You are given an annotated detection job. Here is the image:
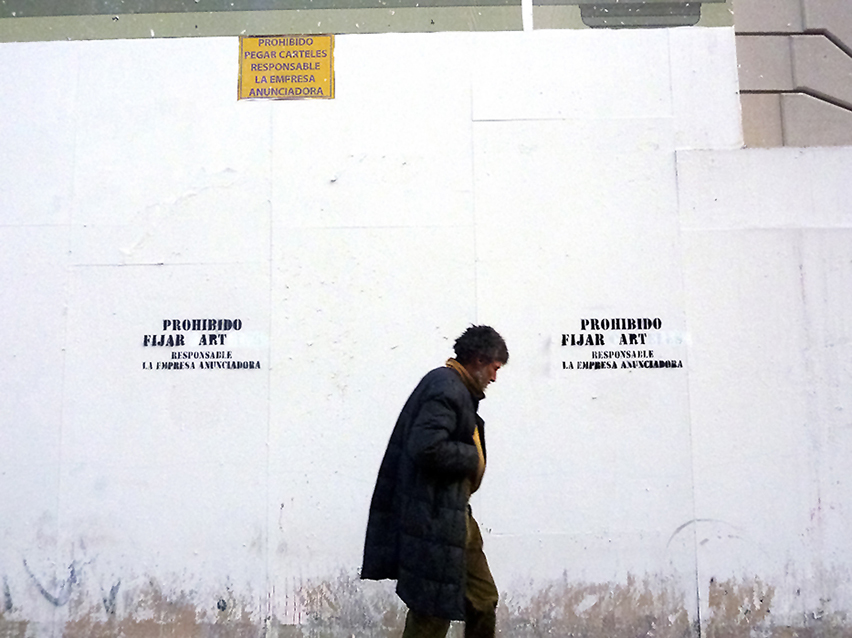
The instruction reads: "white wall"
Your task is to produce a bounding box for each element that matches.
[679,147,852,624]
[1,25,849,636]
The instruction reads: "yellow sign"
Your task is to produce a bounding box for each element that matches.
[239,35,334,100]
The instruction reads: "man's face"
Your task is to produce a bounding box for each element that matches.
[470,358,503,393]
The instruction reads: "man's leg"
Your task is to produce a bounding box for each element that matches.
[464,597,495,638]
[401,609,451,638]
[464,516,498,638]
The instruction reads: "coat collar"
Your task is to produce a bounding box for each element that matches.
[445,358,485,402]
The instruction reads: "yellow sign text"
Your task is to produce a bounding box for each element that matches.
[239,35,334,100]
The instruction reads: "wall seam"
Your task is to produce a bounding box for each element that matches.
[264,97,275,632]
[672,150,703,638]
[670,24,702,626]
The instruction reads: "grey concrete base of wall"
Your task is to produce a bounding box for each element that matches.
[742,92,852,147]
[734,0,852,147]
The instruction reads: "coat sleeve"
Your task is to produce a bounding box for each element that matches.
[406,388,480,480]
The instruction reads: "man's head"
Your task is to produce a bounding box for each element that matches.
[454,325,508,392]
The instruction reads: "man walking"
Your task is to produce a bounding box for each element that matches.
[361,325,509,638]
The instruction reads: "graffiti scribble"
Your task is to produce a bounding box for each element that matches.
[22,559,79,607]
[102,580,121,615]
[2,576,12,612]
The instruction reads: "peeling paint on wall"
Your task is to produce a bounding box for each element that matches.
[0,614,29,638]
[4,570,852,637]
[496,573,693,638]
[287,572,852,637]
[61,579,259,638]
[703,576,852,638]
[296,571,407,637]
[705,576,774,638]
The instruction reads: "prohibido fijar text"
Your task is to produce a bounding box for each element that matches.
[561,316,684,371]
[140,318,261,371]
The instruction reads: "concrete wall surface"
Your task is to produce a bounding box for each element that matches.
[1,27,851,637]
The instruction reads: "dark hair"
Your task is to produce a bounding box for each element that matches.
[453,325,509,366]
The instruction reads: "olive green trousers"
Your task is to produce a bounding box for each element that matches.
[401,515,498,638]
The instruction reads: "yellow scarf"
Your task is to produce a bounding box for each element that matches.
[445,358,481,396]
[446,359,486,492]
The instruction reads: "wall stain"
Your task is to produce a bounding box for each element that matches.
[287,573,852,638]
[272,571,693,638]
[495,573,692,638]
[0,576,28,638]
[2,570,851,637]
[705,576,774,638]
[703,576,852,638]
[0,577,27,638]
[63,579,259,638]
[0,616,29,638]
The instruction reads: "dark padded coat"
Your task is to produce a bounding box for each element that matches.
[361,366,485,621]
